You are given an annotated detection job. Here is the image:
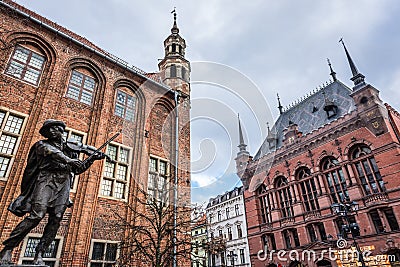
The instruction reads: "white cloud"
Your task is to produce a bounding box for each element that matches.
[191,174,217,188]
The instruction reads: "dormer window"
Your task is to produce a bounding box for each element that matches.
[323,99,338,118]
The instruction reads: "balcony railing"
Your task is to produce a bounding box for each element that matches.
[363,192,388,206]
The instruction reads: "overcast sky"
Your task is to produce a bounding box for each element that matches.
[15,0,400,204]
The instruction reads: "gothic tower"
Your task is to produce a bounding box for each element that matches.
[158,10,190,96]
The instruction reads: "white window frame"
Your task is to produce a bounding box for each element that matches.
[99,142,131,201]
[88,239,120,267]
[18,233,63,267]
[0,107,27,181]
[4,44,46,86]
[147,155,170,204]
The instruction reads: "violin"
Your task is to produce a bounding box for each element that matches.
[66,132,120,163]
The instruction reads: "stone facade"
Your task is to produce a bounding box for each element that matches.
[0,1,191,266]
[236,50,400,266]
[206,187,251,267]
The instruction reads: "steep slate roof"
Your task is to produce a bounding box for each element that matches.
[206,186,244,208]
[254,80,356,160]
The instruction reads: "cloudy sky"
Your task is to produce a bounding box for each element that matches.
[15,0,400,204]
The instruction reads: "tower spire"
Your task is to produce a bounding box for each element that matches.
[339,38,365,89]
[171,7,179,34]
[238,114,248,153]
[327,58,337,81]
[277,93,283,114]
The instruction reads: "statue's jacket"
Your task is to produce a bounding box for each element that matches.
[8,140,81,217]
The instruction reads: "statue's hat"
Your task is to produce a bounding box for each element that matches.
[39,119,66,137]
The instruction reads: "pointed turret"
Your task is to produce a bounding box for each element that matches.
[237,114,249,155]
[327,58,337,82]
[235,114,251,189]
[158,9,190,95]
[339,38,365,90]
[277,93,283,114]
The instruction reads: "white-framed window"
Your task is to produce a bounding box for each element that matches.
[63,128,86,190]
[0,109,26,180]
[235,204,240,216]
[147,156,170,203]
[89,240,119,267]
[5,45,46,86]
[100,143,130,200]
[115,90,136,122]
[19,234,63,267]
[66,70,96,105]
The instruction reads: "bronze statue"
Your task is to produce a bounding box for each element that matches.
[0,119,106,265]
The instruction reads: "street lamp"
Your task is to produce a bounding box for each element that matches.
[331,202,366,267]
[226,251,238,267]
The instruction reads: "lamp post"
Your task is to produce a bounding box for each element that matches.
[226,251,238,267]
[331,202,366,267]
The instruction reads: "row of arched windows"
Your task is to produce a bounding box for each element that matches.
[258,144,385,222]
[4,41,139,122]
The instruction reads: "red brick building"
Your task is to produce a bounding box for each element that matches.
[236,45,400,267]
[0,1,191,266]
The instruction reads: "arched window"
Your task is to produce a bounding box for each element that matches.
[275,176,294,218]
[296,167,319,212]
[258,185,273,224]
[66,68,97,105]
[350,145,385,195]
[114,89,136,122]
[321,156,349,203]
[5,44,46,86]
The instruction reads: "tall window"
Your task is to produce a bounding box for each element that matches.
[218,210,222,221]
[220,252,225,266]
[384,208,399,231]
[321,156,349,203]
[115,90,136,121]
[148,157,169,203]
[369,208,399,233]
[275,176,294,218]
[307,224,317,242]
[235,204,240,216]
[101,144,130,199]
[350,145,385,195]
[306,223,327,242]
[5,45,45,85]
[240,249,245,264]
[282,229,300,249]
[226,207,230,219]
[297,167,319,212]
[258,185,273,224]
[237,225,243,238]
[66,70,96,105]
[227,227,232,240]
[262,234,276,252]
[21,237,60,267]
[63,128,85,189]
[0,110,25,179]
[170,64,177,77]
[90,241,118,267]
[370,210,384,233]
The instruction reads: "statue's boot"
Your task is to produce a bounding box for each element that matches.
[0,248,13,264]
[32,250,45,265]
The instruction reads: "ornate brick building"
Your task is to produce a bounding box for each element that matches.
[236,44,400,267]
[0,1,191,266]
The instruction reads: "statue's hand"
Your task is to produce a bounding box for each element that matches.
[93,152,107,161]
[69,159,84,170]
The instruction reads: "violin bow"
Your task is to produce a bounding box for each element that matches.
[82,131,121,164]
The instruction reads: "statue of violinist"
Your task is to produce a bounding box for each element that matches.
[0,119,111,265]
